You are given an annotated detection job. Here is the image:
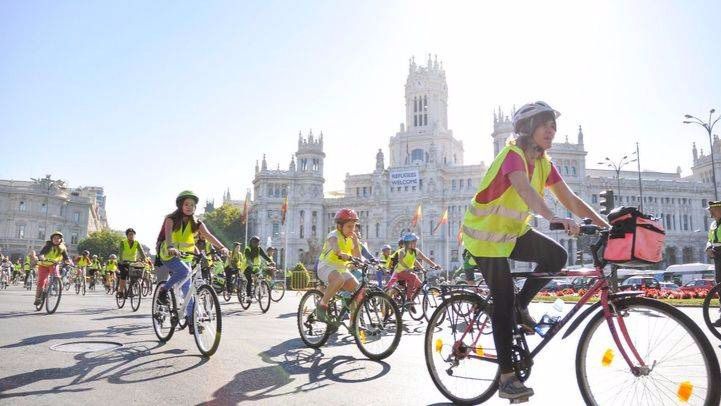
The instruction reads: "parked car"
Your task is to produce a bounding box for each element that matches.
[571,277,595,290]
[658,281,681,293]
[542,279,573,292]
[620,276,660,291]
[679,279,715,293]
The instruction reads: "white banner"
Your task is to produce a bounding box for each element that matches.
[390,169,419,187]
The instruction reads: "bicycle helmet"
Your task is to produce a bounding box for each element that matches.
[109,254,117,259]
[403,233,418,243]
[92,254,98,258]
[83,250,90,256]
[50,231,63,239]
[125,228,136,235]
[249,236,260,243]
[382,245,392,251]
[512,101,561,135]
[175,190,199,208]
[334,208,359,224]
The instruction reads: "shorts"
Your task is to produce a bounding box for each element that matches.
[118,263,129,281]
[317,262,350,284]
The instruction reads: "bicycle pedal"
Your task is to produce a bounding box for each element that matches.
[510,397,529,404]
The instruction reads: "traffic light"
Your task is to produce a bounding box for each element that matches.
[599,189,614,216]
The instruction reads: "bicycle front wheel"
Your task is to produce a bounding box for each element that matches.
[352,291,402,360]
[130,281,141,312]
[576,296,721,406]
[270,281,285,302]
[257,280,271,313]
[424,292,498,405]
[237,277,250,309]
[423,287,444,323]
[193,284,222,357]
[702,283,721,341]
[116,289,126,309]
[46,277,62,314]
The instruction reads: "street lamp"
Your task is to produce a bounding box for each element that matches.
[597,153,637,201]
[684,109,721,200]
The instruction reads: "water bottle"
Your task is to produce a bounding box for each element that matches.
[534,298,565,337]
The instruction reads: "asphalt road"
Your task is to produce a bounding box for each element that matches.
[1,284,720,405]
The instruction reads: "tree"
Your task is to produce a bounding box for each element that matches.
[203,203,245,248]
[77,229,125,260]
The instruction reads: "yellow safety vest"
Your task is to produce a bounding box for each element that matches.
[39,246,65,266]
[396,249,416,273]
[106,259,118,271]
[381,254,392,269]
[159,219,196,261]
[228,250,245,269]
[319,230,354,269]
[709,221,720,245]
[77,256,91,267]
[462,145,551,258]
[120,239,141,262]
[24,256,31,270]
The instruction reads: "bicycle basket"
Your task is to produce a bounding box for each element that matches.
[603,206,665,268]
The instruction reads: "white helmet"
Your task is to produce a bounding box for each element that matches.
[512,101,560,134]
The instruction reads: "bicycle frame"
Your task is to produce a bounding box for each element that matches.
[170,259,204,318]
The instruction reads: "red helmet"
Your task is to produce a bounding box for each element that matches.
[334,208,359,224]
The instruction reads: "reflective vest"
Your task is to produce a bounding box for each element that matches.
[396,249,416,273]
[106,259,118,271]
[39,246,65,266]
[319,230,354,269]
[159,220,197,261]
[709,220,720,246]
[121,239,141,262]
[228,249,245,269]
[77,256,91,267]
[24,256,31,270]
[462,145,551,258]
[90,259,101,269]
[381,253,392,269]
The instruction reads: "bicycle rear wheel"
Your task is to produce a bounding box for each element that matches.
[702,283,721,340]
[193,285,222,357]
[116,289,126,309]
[270,280,285,302]
[46,277,62,314]
[257,280,271,313]
[152,282,177,342]
[130,281,141,312]
[576,296,721,406]
[297,289,330,348]
[352,291,402,360]
[424,292,498,405]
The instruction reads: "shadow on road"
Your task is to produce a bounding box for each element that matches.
[204,337,391,405]
[0,306,116,321]
[0,339,206,399]
[0,323,150,349]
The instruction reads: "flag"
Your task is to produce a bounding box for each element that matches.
[281,196,288,225]
[241,191,250,224]
[432,208,448,234]
[411,204,422,227]
[456,225,463,246]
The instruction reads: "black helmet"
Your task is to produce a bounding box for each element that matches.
[125,228,136,236]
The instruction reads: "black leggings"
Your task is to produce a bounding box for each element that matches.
[225,268,239,290]
[243,267,255,296]
[472,229,567,374]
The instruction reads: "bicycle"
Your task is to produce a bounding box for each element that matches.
[35,266,63,314]
[73,267,86,296]
[386,266,443,322]
[237,270,271,313]
[151,252,222,357]
[265,265,286,302]
[701,279,721,340]
[24,270,35,291]
[222,270,240,303]
[140,268,154,297]
[116,262,144,312]
[425,222,721,405]
[297,257,402,360]
[0,267,9,290]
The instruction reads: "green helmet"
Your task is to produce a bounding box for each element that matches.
[176,190,199,208]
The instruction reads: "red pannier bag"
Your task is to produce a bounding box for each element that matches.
[603,206,665,268]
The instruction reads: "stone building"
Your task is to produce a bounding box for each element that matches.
[0,175,109,259]
[226,55,711,270]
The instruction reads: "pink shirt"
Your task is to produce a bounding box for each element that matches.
[475,151,562,205]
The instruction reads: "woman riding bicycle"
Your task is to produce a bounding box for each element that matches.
[386,233,439,303]
[224,242,246,294]
[35,232,73,306]
[315,208,362,323]
[156,190,228,333]
[243,236,274,303]
[461,101,609,400]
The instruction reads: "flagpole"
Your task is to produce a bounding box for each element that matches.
[244,189,250,246]
[283,186,291,271]
[445,219,450,281]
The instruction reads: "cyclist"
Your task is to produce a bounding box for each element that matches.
[76,250,92,290]
[461,101,608,400]
[386,233,439,304]
[377,244,393,288]
[705,200,721,327]
[315,208,362,323]
[224,242,245,294]
[242,236,274,303]
[265,246,277,280]
[106,254,119,292]
[24,250,37,285]
[117,228,147,298]
[13,259,22,284]
[155,191,228,333]
[88,254,101,289]
[35,231,73,306]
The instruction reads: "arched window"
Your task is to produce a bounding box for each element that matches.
[411,148,425,163]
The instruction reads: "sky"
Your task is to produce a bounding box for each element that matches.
[1,0,720,244]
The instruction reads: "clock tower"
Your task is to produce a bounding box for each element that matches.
[388,55,464,167]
